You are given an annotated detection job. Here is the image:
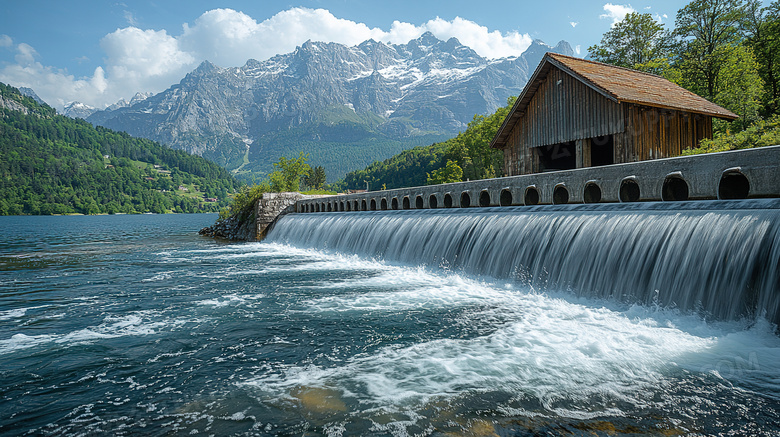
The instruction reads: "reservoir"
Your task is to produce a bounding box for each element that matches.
[1,208,779,435]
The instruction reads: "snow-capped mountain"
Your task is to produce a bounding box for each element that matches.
[88,33,573,180]
[63,101,98,119]
[65,92,152,120]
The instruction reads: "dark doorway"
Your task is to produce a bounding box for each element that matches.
[538,141,576,171]
[590,135,614,167]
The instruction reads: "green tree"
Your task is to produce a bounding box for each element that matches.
[714,45,764,130]
[305,165,327,190]
[674,0,748,100]
[449,96,517,181]
[588,12,670,70]
[745,0,780,114]
[427,160,463,185]
[268,152,311,192]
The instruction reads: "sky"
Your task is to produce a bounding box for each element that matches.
[0,0,742,111]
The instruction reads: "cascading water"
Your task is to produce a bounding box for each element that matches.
[268,199,780,325]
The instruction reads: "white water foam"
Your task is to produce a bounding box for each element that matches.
[0,312,174,355]
[0,307,29,320]
[301,266,513,313]
[241,246,780,415]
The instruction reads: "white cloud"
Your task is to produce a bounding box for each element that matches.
[101,27,196,87]
[15,43,38,65]
[600,3,636,26]
[0,34,12,48]
[570,22,579,28]
[0,55,111,110]
[0,7,534,110]
[414,16,532,59]
[124,10,138,26]
[575,45,581,55]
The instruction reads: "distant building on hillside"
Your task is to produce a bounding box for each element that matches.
[490,53,738,176]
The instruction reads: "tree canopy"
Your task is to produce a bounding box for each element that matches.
[588,12,670,70]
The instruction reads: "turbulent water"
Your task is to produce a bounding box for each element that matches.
[1,210,780,436]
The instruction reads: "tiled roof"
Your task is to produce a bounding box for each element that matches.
[491,53,737,148]
[547,53,738,119]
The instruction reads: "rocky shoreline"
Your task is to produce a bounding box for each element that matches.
[198,214,257,241]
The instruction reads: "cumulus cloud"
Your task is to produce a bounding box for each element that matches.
[600,3,636,26]
[570,22,579,28]
[101,27,196,92]
[420,16,532,59]
[0,7,534,110]
[0,47,113,109]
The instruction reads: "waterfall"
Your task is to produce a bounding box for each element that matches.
[267,199,780,324]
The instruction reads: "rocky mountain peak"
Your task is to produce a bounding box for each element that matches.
[415,31,440,47]
[552,40,574,55]
[19,87,46,106]
[193,60,220,75]
[63,101,98,119]
[86,34,574,181]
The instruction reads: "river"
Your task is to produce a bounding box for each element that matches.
[1,210,779,436]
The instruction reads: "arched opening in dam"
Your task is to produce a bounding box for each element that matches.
[460,192,471,208]
[663,175,689,201]
[500,189,513,206]
[524,186,540,205]
[479,190,491,207]
[620,178,641,202]
[719,170,750,200]
[553,184,569,204]
[583,182,602,204]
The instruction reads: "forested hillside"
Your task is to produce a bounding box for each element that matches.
[339,97,516,190]
[0,83,240,215]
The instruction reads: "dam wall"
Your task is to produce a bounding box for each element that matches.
[296,146,780,213]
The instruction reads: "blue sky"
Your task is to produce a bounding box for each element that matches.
[0,0,750,110]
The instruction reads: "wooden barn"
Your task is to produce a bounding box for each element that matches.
[490,53,738,176]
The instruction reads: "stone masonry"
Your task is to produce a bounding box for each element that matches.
[256,192,331,240]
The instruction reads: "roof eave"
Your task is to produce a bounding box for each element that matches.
[619,98,739,120]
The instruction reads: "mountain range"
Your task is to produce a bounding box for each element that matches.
[68,33,573,181]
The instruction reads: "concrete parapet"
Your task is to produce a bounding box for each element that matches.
[297,146,780,213]
[256,192,332,239]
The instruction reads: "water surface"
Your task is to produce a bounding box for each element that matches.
[1,213,779,436]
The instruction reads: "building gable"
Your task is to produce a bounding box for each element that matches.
[513,65,624,150]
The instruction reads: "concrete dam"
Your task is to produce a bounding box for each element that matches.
[262,146,780,325]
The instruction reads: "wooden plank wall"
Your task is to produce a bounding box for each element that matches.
[512,68,624,150]
[618,104,713,163]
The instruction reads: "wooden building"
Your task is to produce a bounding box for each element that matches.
[490,53,738,176]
